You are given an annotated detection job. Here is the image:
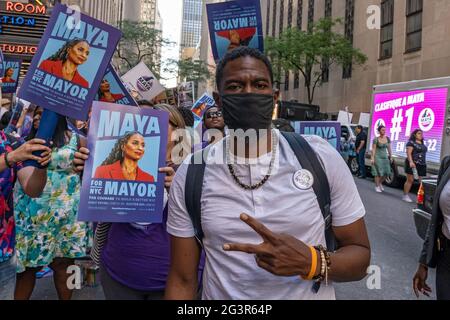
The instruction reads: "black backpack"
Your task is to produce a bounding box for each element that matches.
[184,131,336,252]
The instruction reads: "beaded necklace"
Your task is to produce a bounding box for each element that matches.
[225,131,278,190]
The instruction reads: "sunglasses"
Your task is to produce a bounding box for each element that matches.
[206,111,223,119]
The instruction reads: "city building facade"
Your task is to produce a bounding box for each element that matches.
[260,0,450,120]
[180,0,203,60]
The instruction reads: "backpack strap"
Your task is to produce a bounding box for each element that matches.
[281,131,336,251]
[185,146,211,247]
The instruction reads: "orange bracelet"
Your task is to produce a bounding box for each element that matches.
[301,246,318,280]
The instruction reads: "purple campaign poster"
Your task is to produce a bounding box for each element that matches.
[78,102,169,223]
[18,4,121,120]
[1,58,22,94]
[207,0,264,62]
[370,88,448,164]
[294,121,341,151]
[95,64,137,106]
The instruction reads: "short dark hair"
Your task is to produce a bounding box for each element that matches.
[215,47,273,90]
[356,125,363,131]
[377,125,385,133]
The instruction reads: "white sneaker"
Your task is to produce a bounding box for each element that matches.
[375,186,382,193]
[402,195,413,203]
[380,185,385,191]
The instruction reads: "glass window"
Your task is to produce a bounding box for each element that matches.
[380,0,394,59]
[405,0,423,52]
[296,0,303,30]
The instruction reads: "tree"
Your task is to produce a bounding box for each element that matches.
[164,58,212,98]
[114,20,173,77]
[265,18,368,105]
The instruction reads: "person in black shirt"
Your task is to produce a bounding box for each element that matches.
[403,129,428,202]
[355,125,367,179]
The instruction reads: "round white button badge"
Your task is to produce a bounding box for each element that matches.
[293,169,314,190]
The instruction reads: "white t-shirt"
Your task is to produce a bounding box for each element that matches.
[167,130,366,300]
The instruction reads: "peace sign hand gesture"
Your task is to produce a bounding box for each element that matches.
[223,213,320,278]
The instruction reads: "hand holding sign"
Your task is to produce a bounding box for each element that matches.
[223,213,318,277]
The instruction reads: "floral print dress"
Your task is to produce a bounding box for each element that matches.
[14,133,92,273]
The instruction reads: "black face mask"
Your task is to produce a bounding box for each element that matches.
[221,93,274,131]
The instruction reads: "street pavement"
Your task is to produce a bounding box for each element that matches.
[31,177,436,300]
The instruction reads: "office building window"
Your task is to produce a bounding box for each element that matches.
[343,0,355,79]
[288,0,293,27]
[266,0,271,35]
[380,0,394,60]
[406,0,423,52]
[294,71,300,89]
[284,70,290,91]
[279,0,285,35]
[307,0,314,31]
[325,0,332,18]
[272,0,278,36]
[296,0,303,29]
[322,0,332,82]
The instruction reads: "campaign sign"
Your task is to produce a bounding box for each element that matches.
[191,93,215,119]
[18,4,122,120]
[121,62,165,102]
[78,102,169,223]
[0,49,4,78]
[178,81,194,109]
[294,121,341,151]
[1,58,21,94]
[95,64,137,106]
[370,88,448,164]
[206,0,264,61]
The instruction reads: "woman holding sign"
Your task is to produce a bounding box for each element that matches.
[371,125,393,193]
[14,117,92,300]
[74,104,204,300]
[38,39,90,88]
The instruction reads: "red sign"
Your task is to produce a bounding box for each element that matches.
[5,1,46,15]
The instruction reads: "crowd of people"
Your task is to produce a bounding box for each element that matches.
[0,47,448,301]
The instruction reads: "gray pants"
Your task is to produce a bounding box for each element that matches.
[100,265,164,300]
[436,247,450,300]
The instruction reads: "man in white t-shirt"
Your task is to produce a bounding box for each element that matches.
[165,47,371,300]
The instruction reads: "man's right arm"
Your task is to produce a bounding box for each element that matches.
[165,236,201,299]
[165,156,202,300]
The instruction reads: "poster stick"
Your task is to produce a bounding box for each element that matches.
[23,109,59,168]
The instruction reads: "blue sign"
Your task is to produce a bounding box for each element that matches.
[293,121,341,151]
[78,102,169,223]
[206,0,264,62]
[1,57,22,94]
[18,4,122,120]
[0,49,4,78]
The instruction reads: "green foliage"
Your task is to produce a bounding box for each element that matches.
[115,20,172,78]
[265,18,368,104]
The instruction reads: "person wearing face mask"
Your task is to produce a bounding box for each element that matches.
[165,47,370,300]
[72,104,204,300]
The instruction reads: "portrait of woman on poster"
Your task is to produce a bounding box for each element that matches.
[94,131,155,182]
[1,68,16,83]
[97,79,126,103]
[38,38,90,88]
[217,27,256,52]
